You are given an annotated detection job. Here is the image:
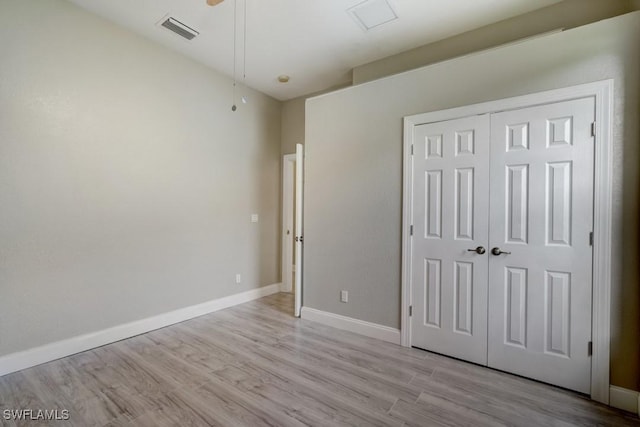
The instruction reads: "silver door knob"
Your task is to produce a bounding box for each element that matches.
[467,246,486,254]
[491,247,511,256]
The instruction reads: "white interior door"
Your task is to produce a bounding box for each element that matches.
[294,143,304,317]
[487,97,595,393]
[282,154,296,293]
[411,115,490,365]
[409,97,595,393]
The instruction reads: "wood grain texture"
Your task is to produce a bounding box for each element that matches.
[0,293,637,426]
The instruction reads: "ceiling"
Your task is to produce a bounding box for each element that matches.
[66,0,561,101]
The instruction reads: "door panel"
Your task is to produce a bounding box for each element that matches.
[411,115,490,365]
[487,98,594,393]
[505,267,527,348]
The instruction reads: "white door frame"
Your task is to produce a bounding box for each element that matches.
[401,80,613,404]
[294,143,304,317]
[281,154,296,293]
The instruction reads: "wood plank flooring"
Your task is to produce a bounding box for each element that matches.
[0,292,638,426]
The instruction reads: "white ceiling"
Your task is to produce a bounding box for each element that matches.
[66,0,561,101]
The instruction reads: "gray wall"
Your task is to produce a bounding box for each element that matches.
[281,97,306,156]
[0,0,281,356]
[304,13,640,391]
[353,0,639,84]
[280,82,352,156]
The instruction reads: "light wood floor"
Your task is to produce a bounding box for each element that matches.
[0,293,638,426]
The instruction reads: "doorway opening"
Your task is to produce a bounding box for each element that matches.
[282,144,304,317]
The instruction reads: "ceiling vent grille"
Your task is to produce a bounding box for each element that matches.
[160,17,199,40]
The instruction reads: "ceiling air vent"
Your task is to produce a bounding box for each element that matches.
[160,17,199,40]
[348,0,398,31]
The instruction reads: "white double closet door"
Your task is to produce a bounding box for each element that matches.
[410,97,595,394]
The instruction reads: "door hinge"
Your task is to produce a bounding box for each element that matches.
[411,144,414,155]
[409,305,413,316]
[410,225,414,236]
[591,122,596,138]
[589,231,594,246]
[588,341,593,356]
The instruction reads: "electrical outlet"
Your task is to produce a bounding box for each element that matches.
[235,274,241,284]
[340,290,348,303]
[251,214,259,223]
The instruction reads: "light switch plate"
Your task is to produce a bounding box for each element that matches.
[251,214,259,223]
[340,290,348,303]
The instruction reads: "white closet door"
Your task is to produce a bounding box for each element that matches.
[487,98,595,393]
[411,115,490,365]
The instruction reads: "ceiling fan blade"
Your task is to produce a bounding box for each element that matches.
[206,0,224,6]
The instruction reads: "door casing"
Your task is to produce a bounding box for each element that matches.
[401,80,613,404]
[294,143,304,317]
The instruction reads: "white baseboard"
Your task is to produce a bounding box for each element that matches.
[610,385,640,415]
[279,282,292,293]
[300,307,401,345]
[0,283,281,377]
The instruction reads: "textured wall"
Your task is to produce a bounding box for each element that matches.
[0,0,281,356]
[281,97,306,156]
[353,0,636,85]
[305,13,640,390]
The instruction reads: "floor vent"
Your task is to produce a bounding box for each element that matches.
[160,17,199,40]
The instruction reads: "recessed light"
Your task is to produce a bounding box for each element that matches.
[348,0,398,31]
[278,75,290,83]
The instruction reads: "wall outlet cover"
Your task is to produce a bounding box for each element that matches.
[340,290,348,303]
